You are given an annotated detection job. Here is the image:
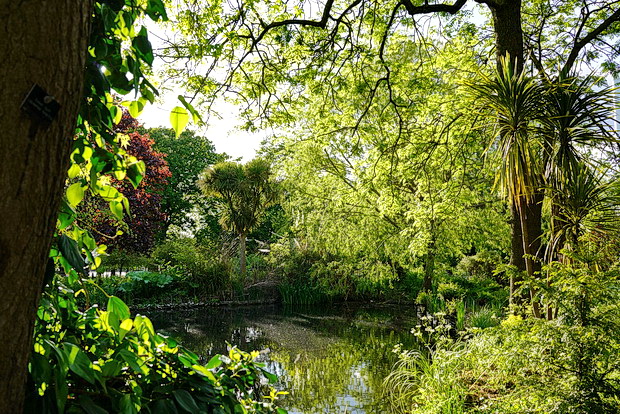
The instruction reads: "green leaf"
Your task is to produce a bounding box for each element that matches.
[170,106,189,138]
[132,26,154,65]
[68,163,81,179]
[128,99,145,118]
[119,318,133,341]
[63,343,96,384]
[127,161,146,188]
[101,360,122,377]
[110,104,123,125]
[78,395,109,414]
[178,95,202,123]
[261,368,278,384]
[205,355,222,369]
[110,200,124,220]
[67,182,86,207]
[146,0,168,21]
[151,399,178,414]
[55,369,68,414]
[58,234,86,275]
[107,296,130,320]
[119,394,137,414]
[172,389,199,413]
[98,185,121,201]
[134,315,155,339]
[58,199,76,230]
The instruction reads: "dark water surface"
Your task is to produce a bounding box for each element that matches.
[149,303,419,413]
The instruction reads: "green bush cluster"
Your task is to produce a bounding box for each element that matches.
[27,277,287,413]
[88,239,234,305]
[267,243,399,303]
[385,258,620,413]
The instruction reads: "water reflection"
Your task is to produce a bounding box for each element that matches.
[149,303,419,413]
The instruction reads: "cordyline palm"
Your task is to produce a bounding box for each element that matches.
[471,56,618,317]
[547,162,620,258]
[469,56,545,315]
[198,158,278,279]
[540,75,618,261]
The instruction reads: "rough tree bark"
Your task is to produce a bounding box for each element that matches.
[0,1,93,410]
[487,0,544,311]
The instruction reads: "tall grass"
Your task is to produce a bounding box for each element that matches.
[384,345,468,414]
[278,283,329,305]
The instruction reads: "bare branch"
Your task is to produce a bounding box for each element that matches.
[400,0,468,16]
[562,4,620,75]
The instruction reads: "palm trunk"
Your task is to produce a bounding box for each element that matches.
[517,193,544,318]
[509,201,526,310]
[239,232,247,280]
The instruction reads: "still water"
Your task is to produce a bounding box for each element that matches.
[149,303,419,413]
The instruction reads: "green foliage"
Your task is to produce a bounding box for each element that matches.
[27,278,287,413]
[467,305,501,330]
[97,250,154,274]
[199,159,279,237]
[148,127,225,238]
[386,257,620,413]
[152,238,232,294]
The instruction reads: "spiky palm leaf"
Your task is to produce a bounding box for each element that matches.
[540,74,617,190]
[469,55,545,206]
[547,162,620,257]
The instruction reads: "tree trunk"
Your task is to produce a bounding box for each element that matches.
[239,232,247,279]
[0,1,92,410]
[517,194,543,318]
[488,0,546,312]
[423,231,436,292]
[509,201,526,309]
[489,0,524,72]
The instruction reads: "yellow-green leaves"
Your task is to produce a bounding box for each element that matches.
[170,106,189,138]
[108,295,131,321]
[66,183,86,207]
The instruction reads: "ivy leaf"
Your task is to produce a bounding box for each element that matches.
[58,234,86,275]
[170,106,189,138]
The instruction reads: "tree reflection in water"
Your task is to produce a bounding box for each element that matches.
[149,303,419,413]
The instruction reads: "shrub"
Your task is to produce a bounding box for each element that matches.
[455,250,503,280]
[152,238,232,294]
[385,258,620,413]
[27,278,287,413]
[97,250,153,274]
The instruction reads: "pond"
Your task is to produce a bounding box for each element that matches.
[149,303,420,413]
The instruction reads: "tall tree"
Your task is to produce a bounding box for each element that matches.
[198,159,278,278]
[0,2,93,409]
[0,1,166,408]
[162,0,620,305]
[149,127,225,238]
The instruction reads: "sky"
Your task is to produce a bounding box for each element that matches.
[139,92,265,162]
